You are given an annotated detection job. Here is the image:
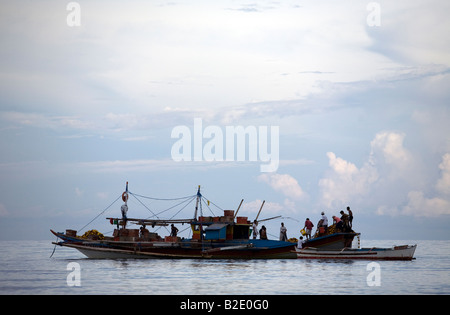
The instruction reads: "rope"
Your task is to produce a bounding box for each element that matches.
[146,195,196,219]
[201,198,217,217]
[129,192,196,201]
[201,195,223,211]
[49,236,58,258]
[78,194,122,233]
[129,192,160,219]
[152,196,196,234]
[167,195,197,220]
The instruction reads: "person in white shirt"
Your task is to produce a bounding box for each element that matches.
[297,236,305,249]
[279,222,288,241]
[252,220,259,239]
[121,203,128,228]
[321,211,328,232]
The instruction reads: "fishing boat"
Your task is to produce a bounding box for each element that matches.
[301,231,359,250]
[51,183,299,259]
[295,244,417,260]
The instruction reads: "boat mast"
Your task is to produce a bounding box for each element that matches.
[194,185,201,220]
[125,181,128,206]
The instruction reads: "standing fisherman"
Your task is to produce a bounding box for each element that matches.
[303,218,314,240]
[121,182,129,229]
[252,220,259,239]
[279,222,288,241]
[347,206,353,228]
[120,203,128,228]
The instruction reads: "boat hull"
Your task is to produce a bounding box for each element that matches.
[51,230,297,259]
[295,245,417,260]
[303,232,358,250]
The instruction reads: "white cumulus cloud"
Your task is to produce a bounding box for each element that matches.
[258,173,307,200]
[320,131,450,217]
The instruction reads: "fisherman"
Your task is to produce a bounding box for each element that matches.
[260,225,268,240]
[347,206,353,228]
[140,224,149,238]
[252,220,259,239]
[297,236,305,249]
[120,203,128,228]
[340,210,350,232]
[321,211,328,232]
[279,222,288,241]
[332,216,343,232]
[303,218,314,240]
[170,224,179,237]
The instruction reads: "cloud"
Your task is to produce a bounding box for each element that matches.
[242,198,296,217]
[96,192,110,200]
[75,187,84,197]
[436,153,450,195]
[401,191,450,217]
[370,132,411,168]
[318,151,378,208]
[366,0,450,65]
[319,131,450,217]
[0,111,94,131]
[258,173,307,200]
[0,204,8,217]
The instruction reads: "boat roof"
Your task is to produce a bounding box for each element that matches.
[205,223,228,230]
[106,217,193,227]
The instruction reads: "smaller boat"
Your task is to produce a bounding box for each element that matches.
[295,244,417,260]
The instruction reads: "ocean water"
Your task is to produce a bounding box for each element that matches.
[0,239,449,295]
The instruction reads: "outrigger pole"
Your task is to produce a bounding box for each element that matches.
[255,200,265,222]
[257,215,281,223]
[233,199,244,219]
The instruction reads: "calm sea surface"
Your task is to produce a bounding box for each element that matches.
[0,239,449,295]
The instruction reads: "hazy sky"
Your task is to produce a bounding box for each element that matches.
[1,0,449,241]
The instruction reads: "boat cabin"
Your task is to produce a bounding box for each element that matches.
[191,210,251,241]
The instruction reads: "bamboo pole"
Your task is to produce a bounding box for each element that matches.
[255,200,265,221]
[233,199,244,219]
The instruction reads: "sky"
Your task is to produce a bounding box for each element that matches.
[0,0,450,241]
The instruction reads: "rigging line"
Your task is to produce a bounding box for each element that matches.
[282,216,301,223]
[78,194,122,233]
[168,195,197,220]
[201,198,217,217]
[201,195,224,211]
[130,192,160,219]
[49,236,58,258]
[178,225,191,234]
[152,196,196,234]
[145,195,196,219]
[129,192,196,201]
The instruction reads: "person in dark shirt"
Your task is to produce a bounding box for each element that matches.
[340,210,350,232]
[347,206,353,228]
[304,218,314,240]
[170,224,179,237]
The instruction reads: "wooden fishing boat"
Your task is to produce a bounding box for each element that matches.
[295,244,417,260]
[301,231,359,250]
[51,184,298,259]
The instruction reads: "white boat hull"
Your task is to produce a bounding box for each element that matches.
[295,244,416,260]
